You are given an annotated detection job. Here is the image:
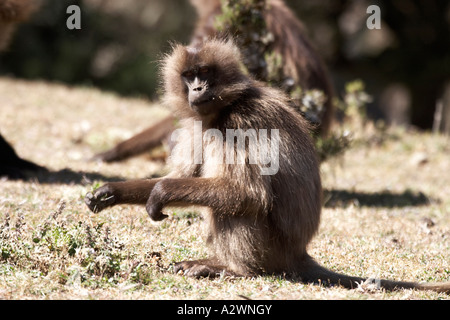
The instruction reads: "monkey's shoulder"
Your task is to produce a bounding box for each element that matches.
[228,86,311,133]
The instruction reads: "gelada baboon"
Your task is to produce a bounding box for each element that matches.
[93,0,334,163]
[0,0,45,179]
[85,39,450,293]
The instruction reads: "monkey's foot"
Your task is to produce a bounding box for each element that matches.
[173,259,236,278]
[85,186,116,213]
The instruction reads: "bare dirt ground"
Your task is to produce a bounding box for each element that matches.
[0,77,449,299]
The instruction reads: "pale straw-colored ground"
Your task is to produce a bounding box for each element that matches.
[0,77,449,299]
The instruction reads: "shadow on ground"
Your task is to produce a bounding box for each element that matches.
[324,189,433,208]
[9,167,126,185]
[3,167,434,208]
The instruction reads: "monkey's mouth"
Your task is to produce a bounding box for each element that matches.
[190,97,218,115]
[190,97,210,107]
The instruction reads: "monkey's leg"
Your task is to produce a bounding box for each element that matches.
[93,115,176,162]
[85,179,162,214]
[145,177,242,221]
[173,259,239,278]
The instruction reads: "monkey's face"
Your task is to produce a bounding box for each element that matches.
[162,39,251,117]
[182,64,226,116]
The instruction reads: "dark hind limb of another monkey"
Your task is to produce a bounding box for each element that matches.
[92,115,176,162]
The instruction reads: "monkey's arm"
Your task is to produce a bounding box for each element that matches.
[85,178,162,213]
[92,115,176,162]
[146,177,254,221]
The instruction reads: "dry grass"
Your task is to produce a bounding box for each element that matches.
[0,77,449,300]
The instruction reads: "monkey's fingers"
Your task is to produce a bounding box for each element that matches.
[84,189,116,213]
[173,261,212,278]
[173,260,233,278]
[145,202,168,221]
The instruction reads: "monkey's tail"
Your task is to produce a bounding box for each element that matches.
[298,255,450,294]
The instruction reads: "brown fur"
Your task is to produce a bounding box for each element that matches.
[93,0,334,162]
[85,39,450,294]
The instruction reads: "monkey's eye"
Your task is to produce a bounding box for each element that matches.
[199,66,210,74]
[182,71,194,78]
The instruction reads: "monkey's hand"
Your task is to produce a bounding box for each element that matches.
[146,182,169,221]
[85,185,116,213]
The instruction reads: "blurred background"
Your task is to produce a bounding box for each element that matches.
[0,0,449,132]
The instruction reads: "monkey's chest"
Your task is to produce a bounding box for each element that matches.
[201,139,258,178]
[200,140,230,177]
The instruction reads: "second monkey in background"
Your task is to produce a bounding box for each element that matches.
[93,0,334,163]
